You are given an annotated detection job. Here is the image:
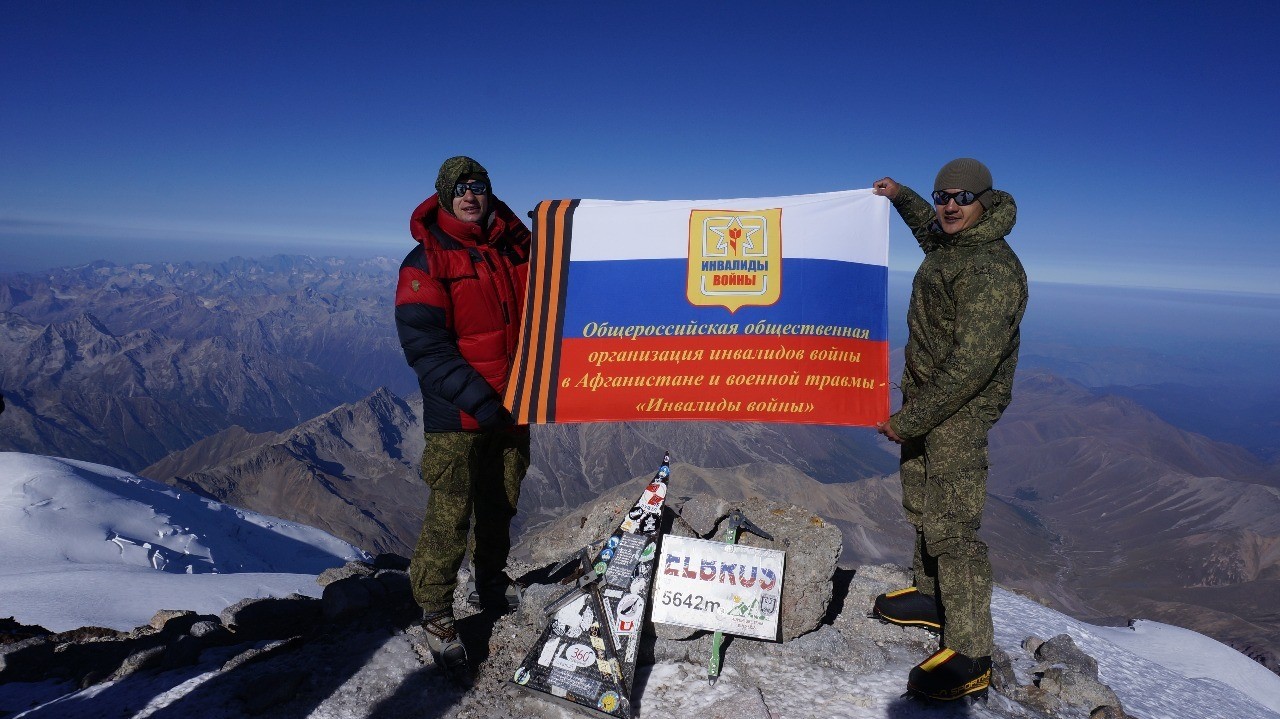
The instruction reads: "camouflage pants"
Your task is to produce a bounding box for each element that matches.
[900,411,994,657]
[410,429,530,614]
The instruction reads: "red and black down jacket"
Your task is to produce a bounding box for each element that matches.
[395,194,530,431]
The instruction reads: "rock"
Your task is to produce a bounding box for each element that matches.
[190,620,226,639]
[503,582,563,651]
[149,610,207,637]
[998,632,1127,718]
[1036,633,1099,677]
[838,564,904,620]
[50,637,136,686]
[220,595,321,638]
[519,494,637,567]
[991,646,1017,693]
[1091,705,1137,719]
[317,560,376,587]
[148,609,197,632]
[469,581,569,690]
[1036,665,1121,715]
[1022,634,1046,655]
[670,494,731,537]
[110,645,166,680]
[359,574,389,604]
[833,568,937,657]
[322,576,372,621]
[221,637,302,673]
[766,624,852,669]
[649,630,714,665]
[163,635,205,668]
[0,635,55,681]
[374,568,412,600]
[725,497,842,641]
[850,563,912,589]
[0,616,52,646]
[373,552,410,571]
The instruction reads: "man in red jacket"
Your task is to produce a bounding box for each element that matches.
[395,156,530,678]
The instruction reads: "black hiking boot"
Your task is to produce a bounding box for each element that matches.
[466,574,523,613]
[420,610,470,683]
[872,587,941,631]
[907,648,991,701]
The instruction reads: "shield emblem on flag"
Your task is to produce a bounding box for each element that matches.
[686,209,782,312]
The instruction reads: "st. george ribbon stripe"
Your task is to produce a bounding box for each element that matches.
[525,200,558,421]
[506,199,576,423]
[538,199,577,422]
[505,201,545,421]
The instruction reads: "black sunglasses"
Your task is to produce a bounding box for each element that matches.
[931,188,989,206]
[454,181,489,197]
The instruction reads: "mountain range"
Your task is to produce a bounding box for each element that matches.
[0,256,411,470]
[138,374,1280,674]
[4,255,1279,678]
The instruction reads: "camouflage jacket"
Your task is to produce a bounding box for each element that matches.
[887,186,1027,439]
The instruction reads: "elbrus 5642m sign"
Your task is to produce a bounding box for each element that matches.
[650,534,786,641]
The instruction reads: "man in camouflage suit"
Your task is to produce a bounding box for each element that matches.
[870,158,1027,701]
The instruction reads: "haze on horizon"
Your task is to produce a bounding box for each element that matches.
[2,3,1277,295]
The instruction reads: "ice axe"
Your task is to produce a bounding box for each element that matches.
[708,509,773,686]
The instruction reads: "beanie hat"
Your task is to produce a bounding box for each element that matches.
[934,158,994,209]
[435,156,491,217]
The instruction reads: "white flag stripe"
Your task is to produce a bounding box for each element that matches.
[568,189,889,266]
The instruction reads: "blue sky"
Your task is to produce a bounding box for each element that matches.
[2,2,1277,293]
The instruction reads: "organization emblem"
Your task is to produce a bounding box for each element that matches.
[687,209,782,312]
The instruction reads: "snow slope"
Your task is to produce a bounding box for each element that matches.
[0,452,368,631]
[991,589,1280,718]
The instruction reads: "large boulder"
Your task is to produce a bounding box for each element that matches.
[517,489,842,643]
[517,493,637,567]
[219,595,321,639]
[706,496,842,642]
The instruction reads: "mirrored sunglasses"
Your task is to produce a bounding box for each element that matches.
[454,181,489,197]
[931,188,989,207]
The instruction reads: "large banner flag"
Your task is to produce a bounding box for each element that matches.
[505,190,889,426]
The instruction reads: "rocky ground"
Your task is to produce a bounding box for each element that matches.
[0,496,1141,719]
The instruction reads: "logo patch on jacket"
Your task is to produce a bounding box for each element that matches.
[411,279,421,292]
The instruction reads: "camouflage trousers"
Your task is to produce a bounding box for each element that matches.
[410,429,530,614]
[900,411,994,658]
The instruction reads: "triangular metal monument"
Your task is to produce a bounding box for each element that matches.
[512,453,671,717]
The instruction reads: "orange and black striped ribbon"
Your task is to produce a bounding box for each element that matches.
[505,199,578,424]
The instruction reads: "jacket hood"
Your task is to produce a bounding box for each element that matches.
[930,189,1016,248]
[409,193,526,248]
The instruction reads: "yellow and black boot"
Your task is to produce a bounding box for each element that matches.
[872,587,941,631]
[907,648,991,700]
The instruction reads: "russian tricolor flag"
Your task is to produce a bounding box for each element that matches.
[505,190,890,426]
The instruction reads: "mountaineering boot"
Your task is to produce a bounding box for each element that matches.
[907,648,991,701]
[872,587,941,631]
[421,610,469,681]
[466,573,523,612]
